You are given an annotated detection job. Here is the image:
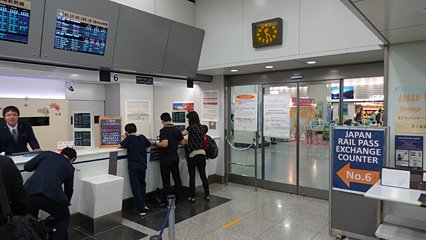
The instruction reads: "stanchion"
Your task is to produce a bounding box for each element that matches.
[149,195,176,240]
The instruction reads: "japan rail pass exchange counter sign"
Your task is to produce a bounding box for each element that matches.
[333,127,386,194]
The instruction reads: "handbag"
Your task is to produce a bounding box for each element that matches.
[0,169,48,240]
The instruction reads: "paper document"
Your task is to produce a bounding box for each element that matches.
[381,168,410,189]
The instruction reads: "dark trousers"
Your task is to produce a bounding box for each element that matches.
[187,154,209,198]
[28,194,70,240]
[160,158,182,198]
[128,168,146,212]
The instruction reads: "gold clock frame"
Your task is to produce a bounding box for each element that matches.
[252,17,283,48]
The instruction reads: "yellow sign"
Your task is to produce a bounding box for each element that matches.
[395,87,426,133]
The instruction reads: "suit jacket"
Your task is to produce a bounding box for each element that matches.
[0,156,28,216]
[24,151,74,206]
[0,121,40,155]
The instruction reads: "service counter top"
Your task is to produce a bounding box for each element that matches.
[364,182,425,206]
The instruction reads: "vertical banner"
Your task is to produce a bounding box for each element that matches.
[264,94,290,138]
[234,94,257,131]
[333,127,385,194]
[395,135,423,169]
[201,90,219,121]
[395,87,426,133]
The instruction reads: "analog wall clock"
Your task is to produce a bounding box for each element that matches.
[252,18,283,48]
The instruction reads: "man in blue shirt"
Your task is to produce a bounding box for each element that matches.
[120,123,151,216]
[24,147,76,240]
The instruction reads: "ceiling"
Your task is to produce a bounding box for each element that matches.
[342,0,426,44]
[197,49,384,76]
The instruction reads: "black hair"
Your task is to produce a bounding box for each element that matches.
[3,106,20,117]
[160,112,171,122]
[186,111,200,125]
[61,147,77,161]
[124,123,137,134]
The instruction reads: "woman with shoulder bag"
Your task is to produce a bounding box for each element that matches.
[182,111,209,202]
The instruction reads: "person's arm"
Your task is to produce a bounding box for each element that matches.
[142,136,151,149]
[25,123,41,151]
[8,158,28,215]
[64,169,74,203]
[120,137,128,149]
[157,128,168,148]
[23,152,44,172]
[182,130,189,136]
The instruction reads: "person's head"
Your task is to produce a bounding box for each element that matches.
[160,112,171,125]
[61,147,77,163]
[378,108,383,113]
[3,106,20,127]
[124,123,137,134]
[202,124,208,134]
[186,111,200,126]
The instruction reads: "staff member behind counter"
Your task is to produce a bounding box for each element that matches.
[0,106,40,155]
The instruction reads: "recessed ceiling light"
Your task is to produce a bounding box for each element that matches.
[306,60,317,65]
[71,74,79,77]
[230,69,239,72]
[265,65,274,69]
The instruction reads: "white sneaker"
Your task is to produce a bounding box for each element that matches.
[139,211,147,216]
[145,206,150,210]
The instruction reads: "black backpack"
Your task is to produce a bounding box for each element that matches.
[0,170,49,240]
[203,135,218,159]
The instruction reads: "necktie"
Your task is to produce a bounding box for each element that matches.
[12,129,18,143]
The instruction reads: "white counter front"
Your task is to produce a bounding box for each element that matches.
[11,139,221,215]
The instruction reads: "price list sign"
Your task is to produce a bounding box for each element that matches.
[99,117,121,148]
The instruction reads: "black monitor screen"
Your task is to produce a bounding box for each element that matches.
[172,112,186,124]
[54,9,108,56]
[0,1,31,44]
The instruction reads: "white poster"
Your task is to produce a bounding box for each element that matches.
[201,90,219,121]
[126,100,151,129]
[234,94,257,131]
[264,94,291,139]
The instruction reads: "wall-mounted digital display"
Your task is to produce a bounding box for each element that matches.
[172,111,186,123]
[0,0,31,44]
[331,86,354,100]
[54,9,108,55]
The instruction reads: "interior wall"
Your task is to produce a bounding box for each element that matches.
[386,41,426,230]
[110,0,195,26]
[195,0,382,70]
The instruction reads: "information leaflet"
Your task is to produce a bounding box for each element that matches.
[234,94,257,131]
[263,94,290,139]
[333,127,385,194]
[395,135,423,169]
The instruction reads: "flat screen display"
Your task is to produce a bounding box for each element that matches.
[0,0,31,44]
[54,9,108,55]
[172,111,186,123]
[331,86,354,100]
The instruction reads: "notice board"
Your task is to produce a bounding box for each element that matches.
[99,117,121,148]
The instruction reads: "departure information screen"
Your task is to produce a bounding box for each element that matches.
[54,9,108,56]
[0,0,31,44]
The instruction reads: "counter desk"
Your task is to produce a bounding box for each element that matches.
[11,136,221,216]
[364,182,426,240]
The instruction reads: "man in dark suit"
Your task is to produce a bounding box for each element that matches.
[0,155,28,217]
[0,106,40,155]
[24,147,76,240]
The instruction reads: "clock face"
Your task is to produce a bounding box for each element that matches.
[252,18,283,48]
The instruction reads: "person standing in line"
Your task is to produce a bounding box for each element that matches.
[24,147,76,240]
[376,108,383,125]
[182,111,209,202]
[0,106,41,155]
[153,113,183,201]
[120,123,151,216]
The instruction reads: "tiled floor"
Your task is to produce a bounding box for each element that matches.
[70,183,334,240]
